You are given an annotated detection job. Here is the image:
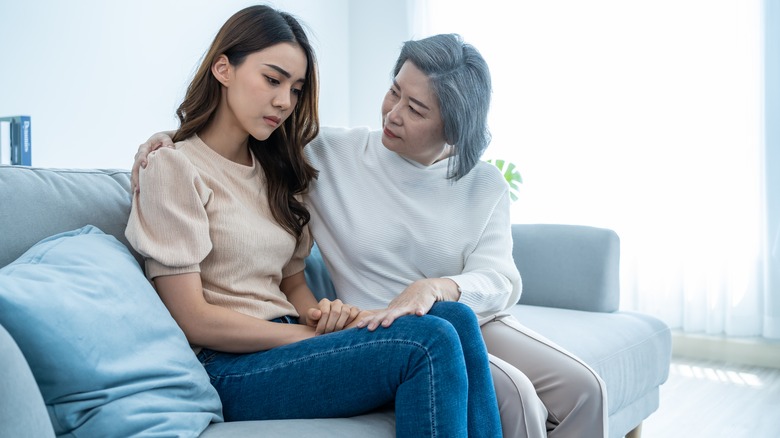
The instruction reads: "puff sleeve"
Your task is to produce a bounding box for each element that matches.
[125,148,214,280]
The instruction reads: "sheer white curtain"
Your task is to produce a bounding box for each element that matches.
[415,0,778,338]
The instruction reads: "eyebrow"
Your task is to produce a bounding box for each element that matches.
[393,80,431,111]
[265,64,305,84]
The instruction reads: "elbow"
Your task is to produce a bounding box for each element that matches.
[157,298,212,348]
[167,311,206,347]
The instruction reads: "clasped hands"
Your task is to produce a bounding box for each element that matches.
[304,298,369,335]
[309,278,459,335]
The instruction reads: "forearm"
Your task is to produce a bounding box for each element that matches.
[425,277,461,302]
[357,279,459,331]
[187,303,315,352]
[155,273,315,353]
[445,270,517,315]
[281,271,319,326]
[284,285,319,326]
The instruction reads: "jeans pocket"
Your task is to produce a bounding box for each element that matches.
[197,348,220,367]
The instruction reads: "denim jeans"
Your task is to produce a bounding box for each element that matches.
[428,301,502,437]
[197,301,501,438]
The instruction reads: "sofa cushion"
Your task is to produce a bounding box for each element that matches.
[0,166,139,269]
[0,225,222,437]
[510,304,671,423]
[200,409,396,437]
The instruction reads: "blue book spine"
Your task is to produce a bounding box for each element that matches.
[17,115,31,166]
[1,115,32,166]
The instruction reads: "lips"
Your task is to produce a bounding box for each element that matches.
[383,127,399,139]
[264,116,281,126]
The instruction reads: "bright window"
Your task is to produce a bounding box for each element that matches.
[420,0,769,336]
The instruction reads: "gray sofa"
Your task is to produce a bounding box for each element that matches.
[0,166,671,438]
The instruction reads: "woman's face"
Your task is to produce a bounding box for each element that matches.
[381,61,447,165]
[224,42,307,141]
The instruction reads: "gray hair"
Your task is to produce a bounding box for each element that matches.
[393,33,492,180]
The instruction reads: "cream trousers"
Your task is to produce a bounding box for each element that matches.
[480,313,608,438]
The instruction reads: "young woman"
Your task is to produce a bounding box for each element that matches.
[125,7,501,437]
[133,32,606,437]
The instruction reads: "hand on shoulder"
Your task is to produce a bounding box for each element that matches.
[131,131,176,193]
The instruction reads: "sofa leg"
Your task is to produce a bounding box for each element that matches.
[625,422,642,438]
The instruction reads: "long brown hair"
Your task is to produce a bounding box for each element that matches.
[173,5,319,238]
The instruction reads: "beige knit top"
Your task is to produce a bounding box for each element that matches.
[125,135,310,321]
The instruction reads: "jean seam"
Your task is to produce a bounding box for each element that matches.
[198,349,219,367]
[430,346,436,438]
[208,338,439,436]
[210,339,428,377]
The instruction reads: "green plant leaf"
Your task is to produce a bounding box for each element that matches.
[486,158,522,202]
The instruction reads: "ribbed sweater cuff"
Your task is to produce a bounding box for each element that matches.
[144,258,201,281]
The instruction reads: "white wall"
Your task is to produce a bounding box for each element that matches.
[0,0,357,169]
[346,0,416,129]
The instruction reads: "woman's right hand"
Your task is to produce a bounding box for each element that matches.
[131,132,175,193]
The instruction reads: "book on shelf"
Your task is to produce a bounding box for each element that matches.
[0,119,10,165]
[0,115,31,166]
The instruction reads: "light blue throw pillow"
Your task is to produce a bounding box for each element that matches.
[0,225,223,437]
[304,243,338,301]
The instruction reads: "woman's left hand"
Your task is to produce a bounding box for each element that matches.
[306,299,362,335]
[357,278,460,331]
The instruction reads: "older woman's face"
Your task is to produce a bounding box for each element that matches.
[380,61,447,165]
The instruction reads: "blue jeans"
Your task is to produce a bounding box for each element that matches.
[197,301,501,438]
[427,301,502,437]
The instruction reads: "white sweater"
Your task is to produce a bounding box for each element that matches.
[305,126,521,316]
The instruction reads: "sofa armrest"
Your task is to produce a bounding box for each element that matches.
[0,324,55,437]
[511,224,620,312]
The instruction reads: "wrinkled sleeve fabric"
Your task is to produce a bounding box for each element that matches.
[445,188,522,316]
[125,148,214,281]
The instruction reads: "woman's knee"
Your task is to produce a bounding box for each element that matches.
[480,316,605,404]
[489,356,549,438]
[391,316,469,390]
[392,313,463,354]
[566,360,605,403]
[429,301,479,327]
